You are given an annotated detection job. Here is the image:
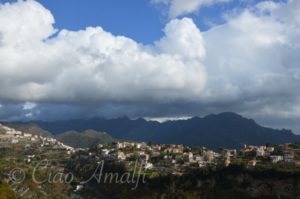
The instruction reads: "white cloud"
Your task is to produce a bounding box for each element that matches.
[0,0,207,104]
[200,0,300,122]
[145,116,192,122]
[152,0,232,18]
[0,0,55,45]
[156,18,206,60]
[23,102,36,110]
[205,2,299,89]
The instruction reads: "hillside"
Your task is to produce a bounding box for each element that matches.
[56,129,114,148]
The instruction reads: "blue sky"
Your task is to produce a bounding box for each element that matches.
[38,0,275,44]
[37,0,164,44]
[0,0,285,44]
[0,0,165,43]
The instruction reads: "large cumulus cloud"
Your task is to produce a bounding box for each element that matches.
[0,0,206,104]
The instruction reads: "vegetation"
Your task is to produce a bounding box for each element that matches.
[56,129,114,148]
[0,182,20,199]
[130,165,300,198]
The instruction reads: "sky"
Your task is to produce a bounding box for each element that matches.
[0,0,300,133]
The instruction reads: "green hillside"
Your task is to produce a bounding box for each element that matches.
[57,129,114,148]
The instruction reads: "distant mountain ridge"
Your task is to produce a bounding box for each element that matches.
[4,112,300,149]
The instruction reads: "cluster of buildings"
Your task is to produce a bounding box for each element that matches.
[0,124,34,144]
[0,124,75,160]
[77,141,223,174]
[73,141,300,175]
[240,144,298,166]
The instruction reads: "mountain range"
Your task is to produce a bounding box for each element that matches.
[4,112,300,149]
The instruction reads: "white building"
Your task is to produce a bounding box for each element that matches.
[256,147,265,157]
[11,139,19,144]
[270,155,283,163]
[144,162,153,169]
[23,133,32,137]
[284,152,294,163]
